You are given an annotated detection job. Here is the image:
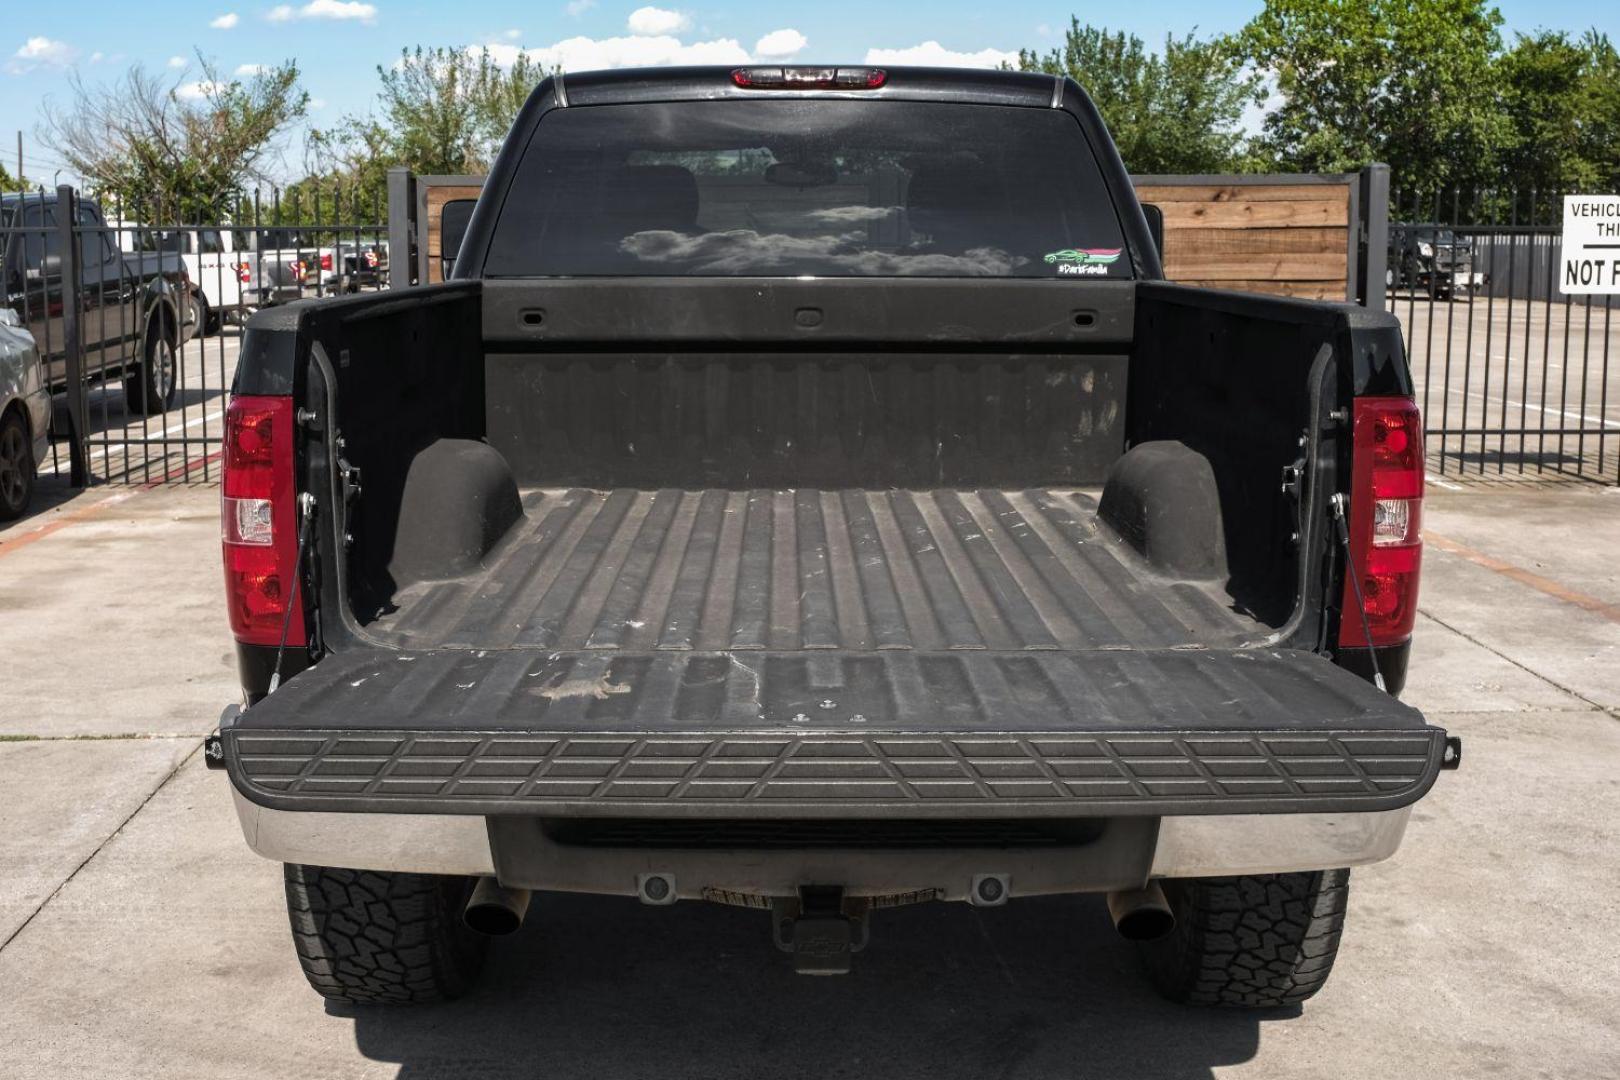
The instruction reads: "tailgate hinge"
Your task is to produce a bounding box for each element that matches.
[335,434,362,505]
[1281,432,1309,546]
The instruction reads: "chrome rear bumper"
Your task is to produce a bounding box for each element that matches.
[231,789,1411,897]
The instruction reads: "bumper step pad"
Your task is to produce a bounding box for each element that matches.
[224,647,1447,818]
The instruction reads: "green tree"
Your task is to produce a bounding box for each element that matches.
[1495,31,1599,204]
[41,59,308,220]
[309,46,546,193]
[0,162,29,192]
[1016,20,1263,173]
[1240,0,1510,194]
[1573,31,1620,192]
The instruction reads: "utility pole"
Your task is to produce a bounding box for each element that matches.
[14,131,20,187]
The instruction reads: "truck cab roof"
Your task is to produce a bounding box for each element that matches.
[552,64,1064,109]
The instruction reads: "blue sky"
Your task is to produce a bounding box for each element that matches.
[7,0,1618,186]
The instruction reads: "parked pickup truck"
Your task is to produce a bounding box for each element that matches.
[213,66,1458,1008]
[243,229,388,306]
[115,224,259,335]
[2,192,189,413]
[1389,224,1485,301]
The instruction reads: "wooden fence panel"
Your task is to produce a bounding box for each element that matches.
[1132,176,1354,300]
[423,183,486,283]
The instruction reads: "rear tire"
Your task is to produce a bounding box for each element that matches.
[0,409,35,521]
[189,292,214,339]
[283,864,489,1005]
[124,320,177,416]
[1136,869,1350,1008]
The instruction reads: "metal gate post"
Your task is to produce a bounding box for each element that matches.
[1357,164,1390,309]
[55,184,88,487]
[386,167,415,289]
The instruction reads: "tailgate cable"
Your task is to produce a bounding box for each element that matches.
[1330,492,1385,692]
[268,492,317,694]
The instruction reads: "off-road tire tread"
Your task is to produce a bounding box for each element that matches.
[1141,869,1349,1008]
[283,863,488,1004]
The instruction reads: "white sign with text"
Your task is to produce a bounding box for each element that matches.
[1561,195,1620,294]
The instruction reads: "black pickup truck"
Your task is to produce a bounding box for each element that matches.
[214,66,1456,1008]
[1,192,188,413]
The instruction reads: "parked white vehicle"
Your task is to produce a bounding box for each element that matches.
[0,307,50,520]
[238,229,388,301]
[112,224,260,336]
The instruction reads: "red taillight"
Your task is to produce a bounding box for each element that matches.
[236,261,252,283]
[320,253,333,271]
[222,395,304,646]
[731,66,887,90]
[1339,397,1424,648]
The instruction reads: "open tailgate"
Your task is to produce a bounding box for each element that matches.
[223,646,1448,818]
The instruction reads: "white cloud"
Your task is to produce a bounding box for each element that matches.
[10,36,78,70]
[753,28,806,59]
[474,23,829,76]
[565,0,595,15]
[864,41,1019,69]
[524,33,747,71]
[235,63,266,75]
[269,0,375,23]
[310,96,328,109]
[502,28,521,40]
[477,43,525,67]
[175,80,225,100]
[627,6,689,36]
[89,51,105,63]
[211,12,240,29]
[303,0,377,19]
[167,56,187,69]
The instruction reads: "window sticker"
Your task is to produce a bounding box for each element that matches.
[1045,248,1122,276]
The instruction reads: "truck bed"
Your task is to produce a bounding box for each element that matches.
[227,488,1446,821]
[363,487,1267,653]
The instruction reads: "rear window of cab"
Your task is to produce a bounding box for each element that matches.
[484,99,1131,279]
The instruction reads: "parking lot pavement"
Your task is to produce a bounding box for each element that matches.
[0,484,238,737]
[0,737,194,944]
[0,483,1616,1079]
[1419,488,1620,711]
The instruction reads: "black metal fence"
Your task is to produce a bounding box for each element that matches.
[1,182,386,488]
[7,175,1618,491]
[1388,189,1617,483]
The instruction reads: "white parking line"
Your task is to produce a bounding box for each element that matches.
[1458,389,1620,431]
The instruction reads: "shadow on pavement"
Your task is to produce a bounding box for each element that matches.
[2,472,80,527]
[346,892,1271,1080]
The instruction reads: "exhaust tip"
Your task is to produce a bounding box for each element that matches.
[1107,882,1176,942]
[1114,905,1176,942]
[463,878,531,936]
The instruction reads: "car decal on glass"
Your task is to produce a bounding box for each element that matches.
[1044,248,1123,266]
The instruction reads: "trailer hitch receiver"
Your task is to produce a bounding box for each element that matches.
[772,886,868,975]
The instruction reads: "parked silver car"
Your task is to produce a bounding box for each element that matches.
[0,306,50,520]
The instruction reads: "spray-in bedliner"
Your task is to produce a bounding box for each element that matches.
[361,488,1271,653]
